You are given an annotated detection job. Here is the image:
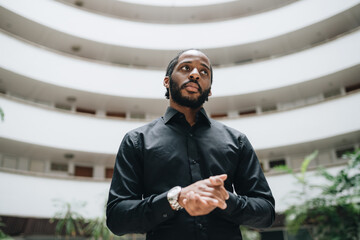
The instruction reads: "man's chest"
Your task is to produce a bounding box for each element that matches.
[140,127,240,194]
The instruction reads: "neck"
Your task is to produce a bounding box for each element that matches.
[169,99,202,126]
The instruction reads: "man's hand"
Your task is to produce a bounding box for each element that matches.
[179,174,229,216]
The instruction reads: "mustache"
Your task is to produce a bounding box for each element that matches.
[181,79,202,92]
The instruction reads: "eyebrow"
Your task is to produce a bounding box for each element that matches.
[181,61,210,71]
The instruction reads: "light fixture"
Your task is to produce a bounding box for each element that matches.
[66,96,77,103]
[74,1,83,7]
[64,153,74,159]
[71,45,81,52]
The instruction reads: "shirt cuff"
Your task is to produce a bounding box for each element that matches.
[152,191,176,222]
[222,191,243,215]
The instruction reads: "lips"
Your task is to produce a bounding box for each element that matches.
[182,82,201,93]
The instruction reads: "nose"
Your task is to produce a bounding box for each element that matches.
[189,68,200,80]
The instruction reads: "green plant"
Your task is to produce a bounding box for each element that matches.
[50,200,86,239]
[240,226,261,240]
[0,217,12,240]
[0,107,4,121]
[84,212,119,240]
[84,199,127,240]
[276,149,360,240]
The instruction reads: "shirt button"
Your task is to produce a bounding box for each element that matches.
[198,223,203,229]
[162,213,168,218]
[191,160,197,164]
[189,133,193,137]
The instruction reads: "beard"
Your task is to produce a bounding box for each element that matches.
[169,77,211,109]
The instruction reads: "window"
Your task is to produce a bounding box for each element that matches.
[50,162,68,172]
[239,109,256,116]
[29,160,45,173]
[55,103,71,111]
[74,166,93,177]
[76,107,96,115]
[130,112,145,119]
[262,105,277,113]
[2,156,17,169]
[324,89,340,99]
[105,168,114,179]
[336,146,355,159]
[210,113,227,118]
[345,82,360,93]
[106,111,126,118]
[269,159,286,169]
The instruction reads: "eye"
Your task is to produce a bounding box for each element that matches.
[200,69,208,75]
[181,65,190,71]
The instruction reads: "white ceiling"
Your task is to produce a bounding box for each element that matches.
[1,1,359,68]
[59,0,297,23]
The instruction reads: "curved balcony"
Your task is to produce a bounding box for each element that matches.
[1,0,359,67]
[1,28,359,114]
[58,0,297,23]
[0,164,346,218]
[0,92,359,155]
[0,170,109,218]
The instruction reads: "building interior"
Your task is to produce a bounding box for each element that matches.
[0,0,359,239]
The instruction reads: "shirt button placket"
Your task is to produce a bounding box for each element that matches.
[187,132,202,182]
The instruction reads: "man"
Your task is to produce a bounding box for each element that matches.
[106,49,275,240]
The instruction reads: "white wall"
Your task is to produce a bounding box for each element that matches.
[1,0,358,49]
[0,165,345,218]
[1,29,360,98]
[0,171,109,218]
[1,92,359,154]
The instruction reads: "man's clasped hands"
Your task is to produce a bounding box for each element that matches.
[178,174,229,216]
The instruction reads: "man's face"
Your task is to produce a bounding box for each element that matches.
[167,50,212,109]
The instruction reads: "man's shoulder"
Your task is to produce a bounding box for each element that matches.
[209,118,247,139]
[125,117,164,138]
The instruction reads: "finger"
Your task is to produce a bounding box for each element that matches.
[196,192,227,210]
[218,186,229,200]
[218,174,228,181]
[190,195,218,215]
[186,192,206,214]
[194,193,210,206]
[200,184,229,201]
[203,196,227,209]
[197,195,219,206]
[209,177,221,186]
[209,174,227,186]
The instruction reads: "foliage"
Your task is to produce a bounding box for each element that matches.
[0,217,12,240]
[84,215,113,240]
[50,200,86,238]
[240,226,261,240]
[0,107,4,121]
[50,199,123,240]
[276,149,360,240]
[84,201,122,240]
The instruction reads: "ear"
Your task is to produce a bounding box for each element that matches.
[208,89,212,97]
[163,76,170,88]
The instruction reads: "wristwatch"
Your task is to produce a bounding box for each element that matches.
[167,186,184,211]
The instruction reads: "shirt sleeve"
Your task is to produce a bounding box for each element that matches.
[106,133,175,236]
[216,134,275,228]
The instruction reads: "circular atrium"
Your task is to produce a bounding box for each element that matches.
[0,0,359,239]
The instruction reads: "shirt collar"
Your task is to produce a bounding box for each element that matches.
[163,107,211,126]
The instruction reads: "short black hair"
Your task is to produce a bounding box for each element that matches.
[165,49,213,99]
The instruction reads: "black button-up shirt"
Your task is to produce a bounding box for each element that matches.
[107,107,275,240]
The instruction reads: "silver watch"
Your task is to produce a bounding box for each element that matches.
[167,186,183,211]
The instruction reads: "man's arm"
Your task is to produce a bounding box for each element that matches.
[106,133,231,235]
[106,133,175,235]
[217,135,275,228]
